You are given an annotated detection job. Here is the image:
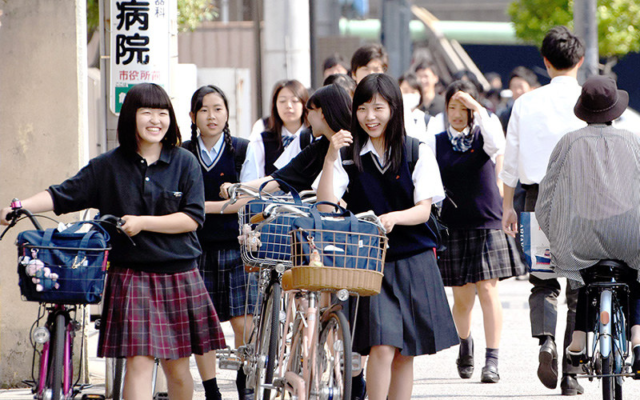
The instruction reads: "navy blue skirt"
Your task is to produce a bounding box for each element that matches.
[352,250,459,356]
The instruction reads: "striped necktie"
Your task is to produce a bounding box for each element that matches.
[282,135,294,148]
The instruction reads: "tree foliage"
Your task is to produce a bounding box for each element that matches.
[507,0,640,58]
[86,0,217,35]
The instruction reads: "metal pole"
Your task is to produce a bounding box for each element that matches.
[253,0,263,117]
[574,0,598,82]
[309,0,318,89]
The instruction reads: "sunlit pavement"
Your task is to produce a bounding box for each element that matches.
[1,277,637,399]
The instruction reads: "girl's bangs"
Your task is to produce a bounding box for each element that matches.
[138,85,172,109]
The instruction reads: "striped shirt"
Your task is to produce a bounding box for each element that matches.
[536,124,640,287]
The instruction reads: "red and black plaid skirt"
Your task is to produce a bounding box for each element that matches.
[97,265,226,359]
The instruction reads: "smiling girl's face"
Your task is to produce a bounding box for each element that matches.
[356,93,391,139]
[193,92,228,141]
[136,108,170,146]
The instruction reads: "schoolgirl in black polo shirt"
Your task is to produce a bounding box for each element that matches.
[316,74,458,400]
[434,80,525,384]
[182,85,256,400]
[1,83,225,400]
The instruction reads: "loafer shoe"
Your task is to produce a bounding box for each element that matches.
[456,354,474,379]
[560,375,584,396]
[538,338,558,389]
[481,365,500,383]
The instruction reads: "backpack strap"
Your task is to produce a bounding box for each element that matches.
[299,128,313,150]
[231,137,249,175]
[404,135,421,174]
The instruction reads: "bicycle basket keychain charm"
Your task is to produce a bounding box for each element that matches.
[307,234,324,268]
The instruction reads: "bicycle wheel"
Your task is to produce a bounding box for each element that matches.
[602,355,614,400]
[254,279,281,400]
[315,310,352,400]
[112,358,126,400]
[49,313,66,400]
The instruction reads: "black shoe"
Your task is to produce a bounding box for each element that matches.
[456,354,474,379]
[560,375,584,396]
[566,348,588,367]
[239,389,255,400]
[538,337,558,389]
[480,365,500,383]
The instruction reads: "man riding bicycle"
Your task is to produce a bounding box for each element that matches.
[536,75,640,377]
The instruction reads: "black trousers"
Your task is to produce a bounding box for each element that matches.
[523,184,580,375]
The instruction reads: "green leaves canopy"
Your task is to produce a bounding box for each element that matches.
[507,0,640,58]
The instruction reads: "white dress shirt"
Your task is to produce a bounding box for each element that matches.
[241,125,304,182]
[197,135,225,168]
[425,109,504,159]
[499,76,586,187]
[312,139,445,205]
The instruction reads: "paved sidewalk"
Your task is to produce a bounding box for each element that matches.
[1,277,638,399]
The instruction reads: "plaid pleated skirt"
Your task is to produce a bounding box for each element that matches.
[97,265,226,359]
[438,228,526,287]
[198,247,259,322]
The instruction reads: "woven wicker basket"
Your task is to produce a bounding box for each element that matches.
[290,265,384,296]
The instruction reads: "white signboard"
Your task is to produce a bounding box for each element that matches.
[110,0,170,114]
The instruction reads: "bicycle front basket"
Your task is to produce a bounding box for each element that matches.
[16,224,110,304]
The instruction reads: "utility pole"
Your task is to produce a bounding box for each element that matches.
[574,0,599,82]
[380,0,412,78]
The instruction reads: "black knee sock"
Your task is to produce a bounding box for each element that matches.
[203,377,222,400]
[459,334,474,358]
[485,348,499,369]
[237,368,247,393]
[351,370,365,396]
[633,345,640,369]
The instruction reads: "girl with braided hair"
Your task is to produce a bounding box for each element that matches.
[182,85,256,400]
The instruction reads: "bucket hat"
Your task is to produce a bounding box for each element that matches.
[574,75,628,123]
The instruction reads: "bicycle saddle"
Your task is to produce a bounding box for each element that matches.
[585,260,634,283]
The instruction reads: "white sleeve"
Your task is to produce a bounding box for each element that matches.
[499,99,521,188]
[424,113,446,154]
[475,108,506,162]
[412,143,445,204]
[239,140,261,182]
[311,154,349,200]
[273,136,302,170]
[248,119,265,141]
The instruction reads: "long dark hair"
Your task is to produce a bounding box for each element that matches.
[306,84,352,133]
[117,83,180,153]
[267,80,309,147]
[189,85,234,156]
[444,79,478,130]
[351,73,405,174]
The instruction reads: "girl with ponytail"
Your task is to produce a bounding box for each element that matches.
[183,85,256,400]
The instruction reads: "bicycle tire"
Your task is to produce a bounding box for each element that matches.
[112,358,126,400]
[49,313,66,400]
[602,354,615,400]
[255,279,281,400]
[315,310,352,400]
[282,315,304,399]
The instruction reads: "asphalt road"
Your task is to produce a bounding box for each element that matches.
[1,277,638,399]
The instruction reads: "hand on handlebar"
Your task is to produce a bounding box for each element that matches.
[0,207,12,226]
[220,182,232,199]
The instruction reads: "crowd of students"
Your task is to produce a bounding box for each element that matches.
[2,24,640,400]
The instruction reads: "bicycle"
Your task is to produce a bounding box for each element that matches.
[220,182,313,400]
[270,202,388,400]
[0,199,130,400]
[569,260,638,400]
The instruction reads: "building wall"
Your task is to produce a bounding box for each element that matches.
[0,1,87,385]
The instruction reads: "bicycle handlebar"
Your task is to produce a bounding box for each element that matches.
[0,199,135,245]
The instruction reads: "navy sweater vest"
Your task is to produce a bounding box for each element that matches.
[183,140,240,248]
[435,128,503,230]
[343,151,437,261]
[261,131,284,176]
